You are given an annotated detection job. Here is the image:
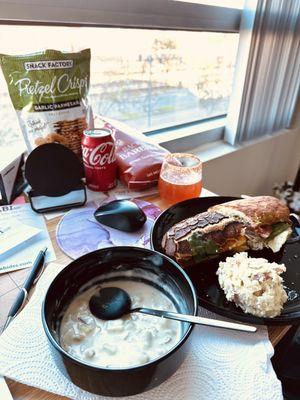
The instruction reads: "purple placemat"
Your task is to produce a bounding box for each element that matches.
[56,198,161,259]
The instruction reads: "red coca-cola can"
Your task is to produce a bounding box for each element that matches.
[82,128,117,191]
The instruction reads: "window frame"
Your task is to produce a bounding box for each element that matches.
[0,1,241,32]
[0,0,243,147]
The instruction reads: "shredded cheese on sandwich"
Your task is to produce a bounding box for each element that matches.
[267,229,291,252]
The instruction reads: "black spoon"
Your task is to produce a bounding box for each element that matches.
[89,287,257,333]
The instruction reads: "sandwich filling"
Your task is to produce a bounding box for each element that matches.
[162,196,292,264]
[188,220,291,263]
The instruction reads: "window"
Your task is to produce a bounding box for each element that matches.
[0,1,243,148]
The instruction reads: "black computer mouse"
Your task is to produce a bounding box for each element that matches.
[94,200,147,232]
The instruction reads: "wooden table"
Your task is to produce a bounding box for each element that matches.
[0,190,291,399]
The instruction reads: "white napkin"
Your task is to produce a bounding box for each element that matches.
[0,263,283,400]
[0,376,13,400]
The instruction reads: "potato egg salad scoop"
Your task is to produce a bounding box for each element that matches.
[217,252,288,318]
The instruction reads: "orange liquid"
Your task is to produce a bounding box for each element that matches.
[159,175,202,204]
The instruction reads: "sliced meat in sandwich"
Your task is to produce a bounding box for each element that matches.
[162,196,292,265]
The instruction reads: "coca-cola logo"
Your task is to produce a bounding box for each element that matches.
[82,142,116,166]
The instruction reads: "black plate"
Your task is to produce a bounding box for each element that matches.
[151,196,300,325]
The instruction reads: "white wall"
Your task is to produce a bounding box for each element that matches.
[202,128,300,196]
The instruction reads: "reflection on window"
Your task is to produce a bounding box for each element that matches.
[0,26,239,147]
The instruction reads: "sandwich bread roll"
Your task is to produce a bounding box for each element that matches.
[162,196,292,266]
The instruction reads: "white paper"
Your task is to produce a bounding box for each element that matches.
[0,376,13,400]
[43,210,66,221]
[86,188,107,203]
[0,204,56,274]
[86,183,158,201]
[0,218,41,256]
[0,264,283,400]
[108,183,158,200]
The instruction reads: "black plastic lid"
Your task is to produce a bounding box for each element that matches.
[25,143,84,197]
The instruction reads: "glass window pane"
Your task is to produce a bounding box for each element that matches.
[0,26,239,147]
[174,0,244,9]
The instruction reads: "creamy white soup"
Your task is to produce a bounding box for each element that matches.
[60,280,183,368]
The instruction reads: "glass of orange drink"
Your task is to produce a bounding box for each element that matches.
[158,153,202,205]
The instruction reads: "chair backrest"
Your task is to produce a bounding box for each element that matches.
[294,165,300,191]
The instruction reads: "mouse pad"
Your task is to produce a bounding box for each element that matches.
[56,198,161,259]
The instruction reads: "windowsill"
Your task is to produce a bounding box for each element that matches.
[156,123,296,167]
[172,127,294,164]
[148,116,226,146]
[188,140,236,162]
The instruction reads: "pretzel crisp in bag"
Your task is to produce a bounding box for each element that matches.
[0,49,91,158]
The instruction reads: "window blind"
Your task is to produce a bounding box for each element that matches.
[226,0,300,145]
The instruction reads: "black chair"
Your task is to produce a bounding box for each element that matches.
[272,164,300,400]
[272,325,300,400]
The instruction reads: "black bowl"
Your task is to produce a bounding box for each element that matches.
[151,197,300,325]
[42,247,198,397]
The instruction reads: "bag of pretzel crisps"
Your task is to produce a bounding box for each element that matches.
[94,116,169,190]
[0,49,91,158]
